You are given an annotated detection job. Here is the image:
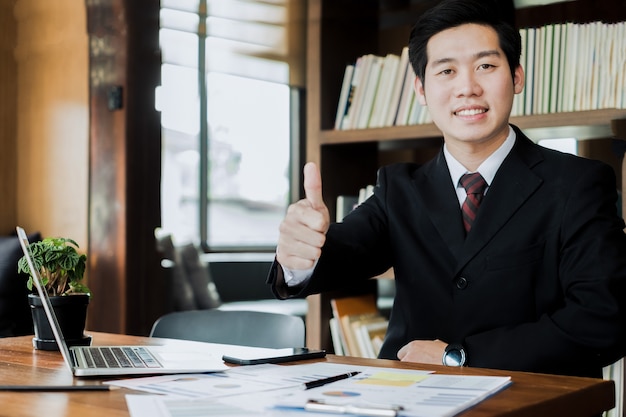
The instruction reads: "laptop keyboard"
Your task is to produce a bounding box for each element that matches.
[79,346,162,369]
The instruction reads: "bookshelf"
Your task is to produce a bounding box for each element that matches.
[304,0,626,351]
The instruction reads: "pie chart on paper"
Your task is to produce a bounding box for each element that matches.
[321,390,361,397]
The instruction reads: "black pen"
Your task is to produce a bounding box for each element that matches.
[0,385,117,392]
[304,371,361,390]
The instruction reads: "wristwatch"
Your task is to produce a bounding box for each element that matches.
[442,343,467,367]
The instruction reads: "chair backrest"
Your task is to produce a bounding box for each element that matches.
[149,309,306,349]
[154,230,222,311]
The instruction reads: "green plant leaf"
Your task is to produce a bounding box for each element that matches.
[17,236,90,296]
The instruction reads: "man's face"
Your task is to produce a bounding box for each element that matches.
[414,23,524,149]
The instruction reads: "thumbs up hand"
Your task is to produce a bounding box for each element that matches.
[276,162,330,270]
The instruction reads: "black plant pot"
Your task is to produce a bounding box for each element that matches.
[28,294,91,351]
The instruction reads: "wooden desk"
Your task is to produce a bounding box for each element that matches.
[0,332,615,417]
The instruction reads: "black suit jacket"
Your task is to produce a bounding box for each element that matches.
[268,125,626,377]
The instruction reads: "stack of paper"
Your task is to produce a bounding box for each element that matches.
[115,362,512,417]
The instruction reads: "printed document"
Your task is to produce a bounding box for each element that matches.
[119,362,510,417]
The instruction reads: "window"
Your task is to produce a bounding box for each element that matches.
[538,138,577,155]
[157,0,305,250]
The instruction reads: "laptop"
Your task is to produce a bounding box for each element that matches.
[16,226,229,377]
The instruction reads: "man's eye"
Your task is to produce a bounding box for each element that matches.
[478,64,495,70]
[439,69,453,75]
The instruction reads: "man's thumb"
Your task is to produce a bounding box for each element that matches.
[303,162,325,210]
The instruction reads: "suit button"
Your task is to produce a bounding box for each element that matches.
[456,277,468,289]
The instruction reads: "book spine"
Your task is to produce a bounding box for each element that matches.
[334,65,355,130]
[385,47,409,127]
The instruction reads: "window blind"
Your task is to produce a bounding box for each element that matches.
[160,0,305,87]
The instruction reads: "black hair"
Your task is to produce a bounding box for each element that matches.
[408,0,521,83]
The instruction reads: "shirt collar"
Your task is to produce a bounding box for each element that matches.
[444,125,516,188]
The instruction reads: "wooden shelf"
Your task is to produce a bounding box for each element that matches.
[320,109,626,145]
[512,109,626,141]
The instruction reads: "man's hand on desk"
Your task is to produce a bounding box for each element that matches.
[277,162,330,270]
[397,339,447,365]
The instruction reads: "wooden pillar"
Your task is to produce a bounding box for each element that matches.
[85,0,165,336]
[0,1,18,233]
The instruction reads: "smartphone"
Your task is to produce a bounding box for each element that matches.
[222,347,326,365]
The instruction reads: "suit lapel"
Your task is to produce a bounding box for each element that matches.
[456,131,544,272]
[416,151,467,258]
[415,129,545,272]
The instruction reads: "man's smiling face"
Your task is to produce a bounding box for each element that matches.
[414,23,524,151]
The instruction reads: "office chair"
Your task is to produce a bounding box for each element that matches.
[149,309,306,349]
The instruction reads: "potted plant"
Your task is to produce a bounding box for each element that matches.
[17,236,92,350]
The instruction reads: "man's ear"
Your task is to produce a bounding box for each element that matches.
[414,76,427,106]
[513,64,525,94]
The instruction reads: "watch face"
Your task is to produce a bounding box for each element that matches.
[443,345,466,366]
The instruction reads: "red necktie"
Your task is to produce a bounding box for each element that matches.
[460,173,487,233]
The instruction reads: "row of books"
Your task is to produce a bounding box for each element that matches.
[335,185,374,222]
[330,293,388,358]
[334,47,431,131]
[513,21,626,117]
[334,20,626,131]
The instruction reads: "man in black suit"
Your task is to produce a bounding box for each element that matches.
[267,0,626,378]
